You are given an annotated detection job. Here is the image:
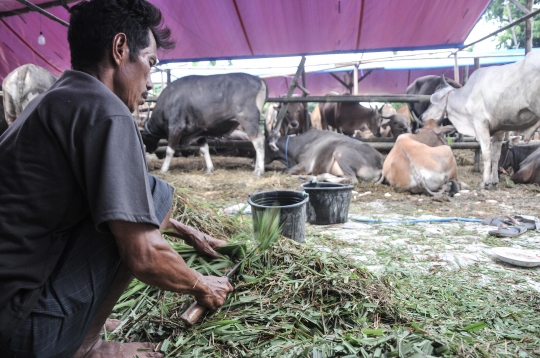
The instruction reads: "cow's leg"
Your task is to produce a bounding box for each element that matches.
[251,134,265,177]
[160,146,175,173]
[199,140,215,174]
[473,123,492,189]
[161,128,181,173]
[489,132,505,186]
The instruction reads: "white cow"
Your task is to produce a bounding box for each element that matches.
[2,64,58,126]
[422,52,540,189]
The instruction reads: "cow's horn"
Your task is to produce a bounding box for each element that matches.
[441,74,448,86]
[411,111,420,123]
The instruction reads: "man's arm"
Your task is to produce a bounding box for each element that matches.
[108,220,233,310]
[161,218,226,258]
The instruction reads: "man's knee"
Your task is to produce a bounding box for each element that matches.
[147,174,173,224]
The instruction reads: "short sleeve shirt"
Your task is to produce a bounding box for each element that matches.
[0,70,161,344]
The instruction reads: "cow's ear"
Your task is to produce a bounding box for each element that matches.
[509,135,521,147]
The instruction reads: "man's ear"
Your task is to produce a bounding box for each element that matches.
[112,33,129,65]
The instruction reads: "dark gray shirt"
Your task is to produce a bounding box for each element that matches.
[0,70,160,344]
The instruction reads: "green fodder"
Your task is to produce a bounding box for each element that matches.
[108,237,413,358]
[171,188,246,242]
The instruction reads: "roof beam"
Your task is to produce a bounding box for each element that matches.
[14,0,68,26]
[0,0,75,21]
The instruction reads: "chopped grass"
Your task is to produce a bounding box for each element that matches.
[108,186,540,357]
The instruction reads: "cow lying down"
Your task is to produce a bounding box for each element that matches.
[377,121,461,196]
[265,130,383,183]
[499,138,540,184]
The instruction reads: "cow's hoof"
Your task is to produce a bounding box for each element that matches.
[252,169,264,178]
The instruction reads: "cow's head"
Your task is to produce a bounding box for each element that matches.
[366,105,383,137]
[421,75,454,124]
[498,136,521,174]
[141,120,162,154]
[381,113,411,137]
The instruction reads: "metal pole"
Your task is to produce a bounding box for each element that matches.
[14,0,69,27]
[453,53,460,84]
[456,7,540,52]
[353,64,359,95]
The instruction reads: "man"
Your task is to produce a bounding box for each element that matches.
[0,0,233,356]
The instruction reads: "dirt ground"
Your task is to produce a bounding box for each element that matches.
[148,149,540,219]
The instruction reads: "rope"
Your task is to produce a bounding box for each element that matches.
[350,216,483,224]
[144,120,160,138]
[285,135,291,169]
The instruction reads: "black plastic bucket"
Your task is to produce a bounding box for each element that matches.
[248,190,309,243]
[300,182,354,225]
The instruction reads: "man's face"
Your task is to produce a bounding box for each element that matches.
[114,30,157,112]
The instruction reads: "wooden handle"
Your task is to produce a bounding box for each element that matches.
[179,301,208,326]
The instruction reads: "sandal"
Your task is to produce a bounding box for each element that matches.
[482,217,513,228]
[488,225,528,238]
[513,215,540,232]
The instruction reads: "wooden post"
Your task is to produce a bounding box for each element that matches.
[274,56,306,135]
[353,64,359,95]
[506,1,519,48]
[525,0,533,54]
[474,148,481,173]
[166,69,171,84]
[474,57,480,71]
[453,53,460,84]
[462,65,469,86]
[301,65,310,132]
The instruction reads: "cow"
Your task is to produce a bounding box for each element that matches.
[510,146,540,184]
[406,75,461,132]
[318,92,383,136]
[265,96,307,136]
[141,73,267,176]
[422,51,540,189]
[498,138,540,175]
[353,113,411,139]
[264,130,384,183]
[377,120,459,196]
[310,104,322,130]
[2,64,58,127]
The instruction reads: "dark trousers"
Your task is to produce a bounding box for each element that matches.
[6,175,173,358]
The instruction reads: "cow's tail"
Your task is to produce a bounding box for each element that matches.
[400,146,445,197]
[375,173,385,185]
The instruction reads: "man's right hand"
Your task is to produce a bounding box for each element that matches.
[193,275,234,311]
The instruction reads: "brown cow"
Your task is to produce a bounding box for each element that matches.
[310,104,322,130]
[265,95,307,136]
[319,92,383,136]
[377,120,459,196]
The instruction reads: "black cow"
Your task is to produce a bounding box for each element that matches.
[265,130,383,183]
[498,138,540,175]
[406,75,461,132]
[142,73,267,176]
[511,146,540,184]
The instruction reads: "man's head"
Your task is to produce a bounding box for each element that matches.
[68,0,175,111]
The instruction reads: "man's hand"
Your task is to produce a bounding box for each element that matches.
[193,275,234,311]
[108,220,233,307]
[164,218,226,258]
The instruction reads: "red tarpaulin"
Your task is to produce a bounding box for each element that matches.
[0,0,490,81]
